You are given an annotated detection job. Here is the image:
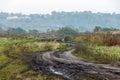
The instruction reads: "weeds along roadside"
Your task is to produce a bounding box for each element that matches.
[73,33,120,66]
[0,40,65,80]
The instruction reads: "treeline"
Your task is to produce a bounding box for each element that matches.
[0,27,79,37]
[0,27,40,36]
[94,26,119,32]
[0,11,120,32]
[0,26,119,37]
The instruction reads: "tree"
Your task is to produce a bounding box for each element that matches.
[0,27,5,34]
[57,27,79,36]
[7,27,13,35]
[28,29,39,35]
[12,27,26,34]
[94,26,101,32]
[7,27,26,35]
[101,27,119,32]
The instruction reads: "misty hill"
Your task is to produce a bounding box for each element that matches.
[0,11,120,32]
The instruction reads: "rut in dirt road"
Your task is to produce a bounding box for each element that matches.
[30,49,120,80]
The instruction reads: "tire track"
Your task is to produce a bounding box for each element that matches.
[31,49,120,80]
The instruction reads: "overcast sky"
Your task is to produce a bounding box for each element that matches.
[0,0,120,14]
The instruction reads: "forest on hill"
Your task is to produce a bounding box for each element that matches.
[0,11,120,32]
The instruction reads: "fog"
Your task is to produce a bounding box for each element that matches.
[0,0,120,14]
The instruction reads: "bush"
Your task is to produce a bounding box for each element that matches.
[74,45,120,64]
[57,44,68,51]
[74,32,120,46]
[0,41,63,80]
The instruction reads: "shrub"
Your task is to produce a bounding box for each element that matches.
[74,45,120,64]
[74,32,120,46]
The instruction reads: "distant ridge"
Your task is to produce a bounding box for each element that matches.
[0,11,120,32]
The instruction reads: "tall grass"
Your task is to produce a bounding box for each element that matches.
[74,32,120,46]
[3,42,61,57]
[74,44,120,65]
[0,40,64,80]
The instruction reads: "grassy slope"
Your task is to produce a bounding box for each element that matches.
[0,39,64,80]
[1,37,119,80]
[74,45,120,66]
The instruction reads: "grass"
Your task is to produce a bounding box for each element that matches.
[1,35,119,80]
[0,38,64,80]
[0,54,11,66]
[0,59,28,79]
[74,32,120,46]
[0,46,11,67]
[74,44,120,65]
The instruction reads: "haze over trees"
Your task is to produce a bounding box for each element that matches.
[0,11,120,32]
[0,26,79,37]
[94,26,119,32]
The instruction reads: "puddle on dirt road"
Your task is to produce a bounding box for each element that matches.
[49,66,70,79]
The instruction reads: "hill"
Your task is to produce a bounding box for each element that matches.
[0,11,120,32]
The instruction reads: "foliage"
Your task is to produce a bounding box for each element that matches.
[93,26,119,32]
[28,29,39,35]
[74,44,120,65]
[0,12,120,32]
[0,39,63,80]
[101,27,119,32]
[57,27,79,36]
[64,35,73,42]
[94,26,101,32]
[74,32,120,46]
[57,43,69,51]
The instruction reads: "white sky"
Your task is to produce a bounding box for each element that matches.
[0,0,120,14]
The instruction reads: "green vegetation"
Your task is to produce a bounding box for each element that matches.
[0,26,120,80]
[56,27,79,36]
[73,30,120,66]
[74,32,120,46]
[0,12,120,32]
[0,38,63,80]
[74,44,120,66]
[94,26,119,32]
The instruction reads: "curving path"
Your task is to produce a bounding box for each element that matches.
[30,49,120,80]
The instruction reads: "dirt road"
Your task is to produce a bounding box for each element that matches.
[31,49,120,80]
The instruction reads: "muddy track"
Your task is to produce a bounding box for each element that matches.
[31,49,120,80]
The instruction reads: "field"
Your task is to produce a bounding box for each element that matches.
[74,45,120,66]
[0,37,65,80]
[0,32,120,80]
[73,32,120,66]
